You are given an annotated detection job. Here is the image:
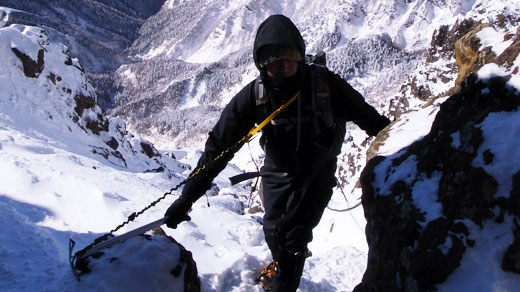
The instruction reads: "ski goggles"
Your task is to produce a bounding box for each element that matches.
[257,45,303,68]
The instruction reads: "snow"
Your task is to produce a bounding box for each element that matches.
[477,27,512,57]
[451,131,461,149]
[1,1,520,291]
[411,172,443,225]
[0,22,369,291]
[373,154,418,197]
[74,236,185,291]
[378,104,442,157]
[121,67,137,83]
[474,109,520,199]
[181,79,207,110]
[436,217,520,292]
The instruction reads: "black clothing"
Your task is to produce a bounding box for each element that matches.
[253,15,306,70]
[164,196,192,228]
[254,15,306,92]
[177,65,389,291]
[272,249,307,291]
[180,64,389,202]
[171,14,391,292]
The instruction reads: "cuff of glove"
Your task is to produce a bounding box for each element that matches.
[164,196,193,229]
[172,196,193,211]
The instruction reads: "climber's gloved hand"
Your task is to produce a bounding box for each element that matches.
[164,196,193,229]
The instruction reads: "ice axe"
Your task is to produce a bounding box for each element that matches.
[68,90,302,281]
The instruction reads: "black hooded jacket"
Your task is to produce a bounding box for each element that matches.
[180,15,390,202]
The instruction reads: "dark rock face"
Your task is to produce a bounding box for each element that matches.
[355,74,520,292]
[140,141,159,158]
[74,94,97,117]
[427,18,480,64]
[172,238,201,292]
[153,228,201,292]
[11,47,45,78]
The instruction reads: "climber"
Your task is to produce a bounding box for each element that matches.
[164,14,390,291]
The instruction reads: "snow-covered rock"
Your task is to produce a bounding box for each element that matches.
[0,24,184,175]
[357,32,520,291]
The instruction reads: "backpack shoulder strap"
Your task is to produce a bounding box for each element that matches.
[310,64,333,130]
[255,76,266,105]
[254,76,269,124]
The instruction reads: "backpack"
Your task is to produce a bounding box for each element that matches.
[229,52,336,185]
[254,51,333,137]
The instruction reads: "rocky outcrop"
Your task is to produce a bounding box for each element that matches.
[453,23,495,93]
[496,26,520,73]
[152,227,201,292]
[4,24,175,174]
[388,19,481,119]
[11,47,45,77]
[75,229,201,292]
[390,13,519,121]
[427,19,481,64]
[354,73,520,292]
[445,16,520,96]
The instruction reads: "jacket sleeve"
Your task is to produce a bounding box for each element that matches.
[181,81,258,202]
[329,72,390,136]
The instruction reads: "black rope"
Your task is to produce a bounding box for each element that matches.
[75,136,249,259]
[326,180,362,213]
[74,92,299,259]
[74,182,185,258]
[326,201,361,212]
[246,140,261,208]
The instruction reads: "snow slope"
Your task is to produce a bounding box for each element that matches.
[0,22,368,291]
[1,1,520,291]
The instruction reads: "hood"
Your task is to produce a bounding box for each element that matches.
[253,15,306,69]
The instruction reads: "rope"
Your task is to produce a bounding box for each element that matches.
[326,178,365,234]
[327,201,361,212]
[246,139,261,208]
[247,91,300,138]
[75,183,184,258]
[326,179,362,212]
[75,90,301,259]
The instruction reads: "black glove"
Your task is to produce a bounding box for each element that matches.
[164,196,193,229]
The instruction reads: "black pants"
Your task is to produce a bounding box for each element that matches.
[261,159,337,291]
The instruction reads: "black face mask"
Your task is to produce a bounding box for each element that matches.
[264,61,302,91]
[268,60,289,88]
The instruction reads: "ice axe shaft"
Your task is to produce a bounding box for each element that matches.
[77,217,167,259]
[69,217,168,281]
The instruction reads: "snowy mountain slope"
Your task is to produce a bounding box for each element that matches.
[109,0,515,152]
[0,22,180,291]
[0,21,369,291]
[0,0,165,109]
[134,0,475,63]
[17,24,194,174]
[0,22,187,219]
[1,0,520,291]
[0,0,164,73]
